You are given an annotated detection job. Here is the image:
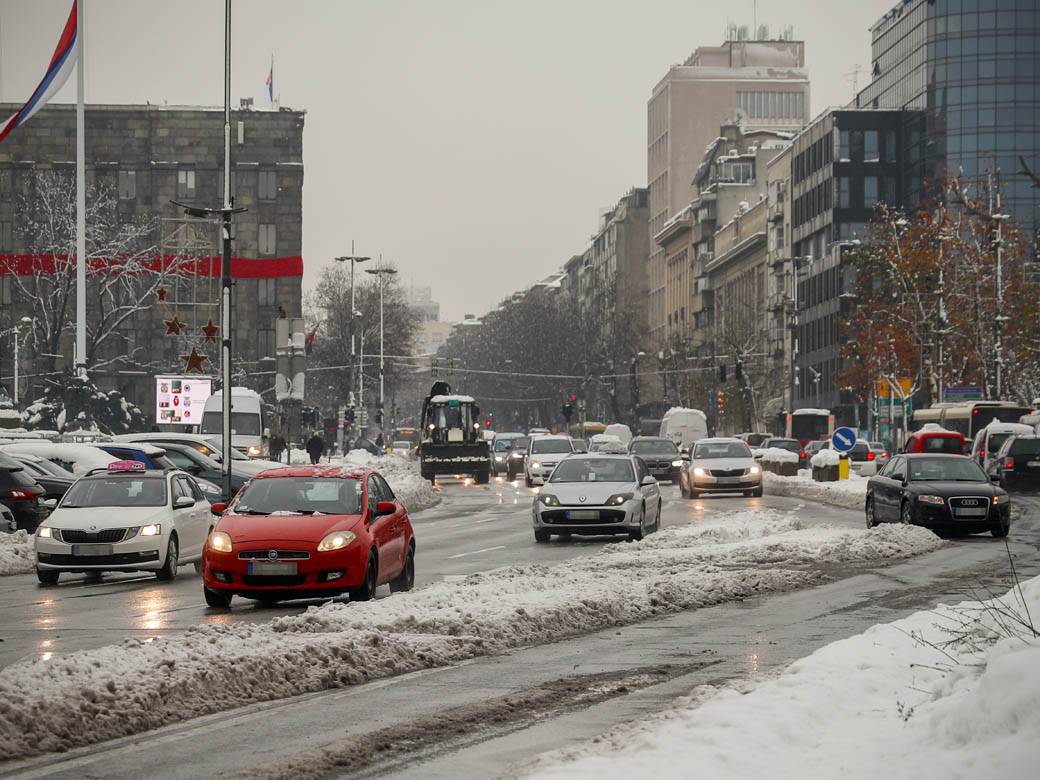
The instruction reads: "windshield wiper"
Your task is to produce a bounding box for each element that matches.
[237,509,271,515]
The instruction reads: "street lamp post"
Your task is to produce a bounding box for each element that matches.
[3,317,32,405]
[788,255,813,411]
[365,265,398,439]
[332,245,371,357]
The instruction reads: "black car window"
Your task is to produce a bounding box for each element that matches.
[1009,438,1040,456]
[367,476,381,513]
[633,457,649,482]
[188,477,206,501]
[165,450,196,470]
[175,477,197,502]
[908,457,987,482]
[889,458,907,482]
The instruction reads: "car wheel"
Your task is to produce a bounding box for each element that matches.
[349,551,379,602]
[475,470,490,485]
[899,501,914,526]
[389,543,416,593]
[155,534,179,581]
[36,569,59,586]
[991,517,1011,538]
[628,506,645,542]
[752,486,763,498]
[204,586,232,609]
[534,529,550,543]
[865,497,877,528]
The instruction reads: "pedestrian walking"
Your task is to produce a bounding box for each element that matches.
[306,432,326,465]
[269,433,286,463]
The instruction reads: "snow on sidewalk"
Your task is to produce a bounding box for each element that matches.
[0,510,943,759]
[523,575,1040,780]
[764,469,868,510]
[0,531,34,576]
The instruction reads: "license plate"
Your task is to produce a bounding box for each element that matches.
[247,561,298,576]
[1028,461,1040,468]
[567,510,599,520]
[954,508,987,518]
[71,544,113,557]
[716,477,739,484]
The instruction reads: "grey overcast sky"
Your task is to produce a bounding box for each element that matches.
[1,0,893,321]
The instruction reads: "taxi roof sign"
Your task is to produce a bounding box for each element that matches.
[107,460,145,473]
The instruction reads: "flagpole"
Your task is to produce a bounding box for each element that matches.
[75,0,86,379]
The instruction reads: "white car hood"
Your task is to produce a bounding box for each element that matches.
[44,506,169,530]
[544,481,635,506]
[691,457,754,471]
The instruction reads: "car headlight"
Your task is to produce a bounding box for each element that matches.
[749,465,761,475]
[209,530,233,552]
[605,493,633,506]
[140,524,162,536]
[993,494,1010,505]
[317,530,357,552]
[692,467,706,477]
[671,459,683,467]
[917,495,945,506]
[37,526,54,538]
[538,493,560,506]
[247,446,262,456]
[494,455,505,462]
[530,461,541,470]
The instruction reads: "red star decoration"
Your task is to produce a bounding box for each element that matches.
[164,316,186,336]
[180,347,209,374]
[156,287,167,302]
[200,319,219,344]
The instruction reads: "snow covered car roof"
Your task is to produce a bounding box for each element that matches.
[429,394,476,404]
[792,408,830,416]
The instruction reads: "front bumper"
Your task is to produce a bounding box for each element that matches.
[912,501,1011,530]
[35,534,165,571]
[689,472,762,493]
[202,540,368,596]
[533,502,640,535]
[644,463,681,482]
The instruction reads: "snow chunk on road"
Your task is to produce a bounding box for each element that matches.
[523,575,1040,780]
[0,509,941,759]
[0,530,34,576]
[764,470,868,509]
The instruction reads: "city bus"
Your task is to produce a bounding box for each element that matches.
[785,408,834,446]
[911,401,1033,441]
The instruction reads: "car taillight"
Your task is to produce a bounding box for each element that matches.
[1005,457,1015,469]
[980,449,986,458]
[867,451,876,461]
[7,488,36,500]
[799,451,807,459]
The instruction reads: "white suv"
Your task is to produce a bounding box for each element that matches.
[525,435,575,487]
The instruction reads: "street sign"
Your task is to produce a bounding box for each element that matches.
[944,386,983,401]
[831,426,857,452]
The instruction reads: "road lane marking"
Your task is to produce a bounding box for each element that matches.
[445,545,506,559]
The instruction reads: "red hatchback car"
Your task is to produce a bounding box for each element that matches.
[201,465,415,608]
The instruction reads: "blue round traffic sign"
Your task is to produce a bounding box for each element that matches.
[831,427,857,452]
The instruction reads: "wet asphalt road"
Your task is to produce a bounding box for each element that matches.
[0,477,848,668]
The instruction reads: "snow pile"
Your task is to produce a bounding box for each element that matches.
[524,576,1040,780]
[0,510,942,759]
[0,530,34,576]
[810,448,840,467]
[764,470,868,509]
[0,442,115,475]
[758,447,800,464]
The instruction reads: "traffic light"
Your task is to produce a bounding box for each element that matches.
[569,394,578,403]
[717,389,725,416]
[376,407,384,426]
[561,402,574,422]
[719,364,727,382]
[346,407,356,424]
[485,418,492,428]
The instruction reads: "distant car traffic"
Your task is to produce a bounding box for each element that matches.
[589,434,626,454]
[506,436,530,480]
[391,440,413,455]
[738,432,770,448]
[865,454,1010,537]
[903,425,966,456]
[628,437,682,484]
[532,454,661,542]
[991,434,1040,491]
[525,435,575,486]
[34,460,212,584]
[201,465,415,608]
[111,432,282,475]
[969,422,1034,474]
[869,441,890,467]
[491,438,514,475]
[760,437,808,468]
[681,438,762,498]
[156,442,251,501]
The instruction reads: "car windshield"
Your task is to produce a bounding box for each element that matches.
[494,440,512,452]
[531,439,572,455]
[1009,438,1040,456]
[201,412,262,437]
[550,458,634,483]
[31,459,76,479]
[62,477,167,508]
[744,433,769,447]
[908,458,987,482]
[631,440,678,456]
[694,442,752,459]
[986,433,1013,454]
[231,477,361,515]
[511,437,530,452]
[767,440,800,454]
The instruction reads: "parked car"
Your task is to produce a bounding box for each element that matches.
[525,435,576,487]
[201,465,415,607]
[1,502,15,533]
[505,436,530,480]
[156,442,251,500]
[628,436,683,484]
[903,425,966,456]
[760,437,808,468]
[532,454,661,542]
[738,432,770,448]
[111,433,282,475]
[991,434,1040,492]
[680,438,762,498]
[969,422,1034,474]
[34,460,212,584]
[0,451,46,531]
[869,441,890,468]
[865,454,1010,537]
[8,453,75,502]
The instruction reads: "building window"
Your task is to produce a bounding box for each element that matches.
[883,176,898,205]
[258,277,276,306]
[864,176,879,209]
[1,275,11,305]
[177,169,196,199]
[258,170,277,200]
[0,221,12,250]
[837,130,850,161]
[258,223,277,255]
[864,130,879,162]
[885,130,897,162]
[118,170,136,200]
[838,177,850,209]
[257,328,276,359]
[850,131,864,161]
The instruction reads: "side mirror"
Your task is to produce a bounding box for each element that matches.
[374,500,396,517]
[641,475,657,486]
[174,496,196,509]
[210,502,227,516]
[990,474,1001,485]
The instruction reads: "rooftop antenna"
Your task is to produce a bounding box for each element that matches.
[845,64,865,94]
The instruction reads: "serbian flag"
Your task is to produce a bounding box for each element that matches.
[0,1,78,144]
[304,326,317,355]
[266,55,274,103]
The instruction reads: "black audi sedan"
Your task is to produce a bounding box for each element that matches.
[865,453,1010,537]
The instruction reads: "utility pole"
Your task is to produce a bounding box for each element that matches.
[366,265,398,439]
[333,244,371,357]
[993,188,1009,399]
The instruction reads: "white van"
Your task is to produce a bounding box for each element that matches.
[200,387,268,458]
[659,407,708,451]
